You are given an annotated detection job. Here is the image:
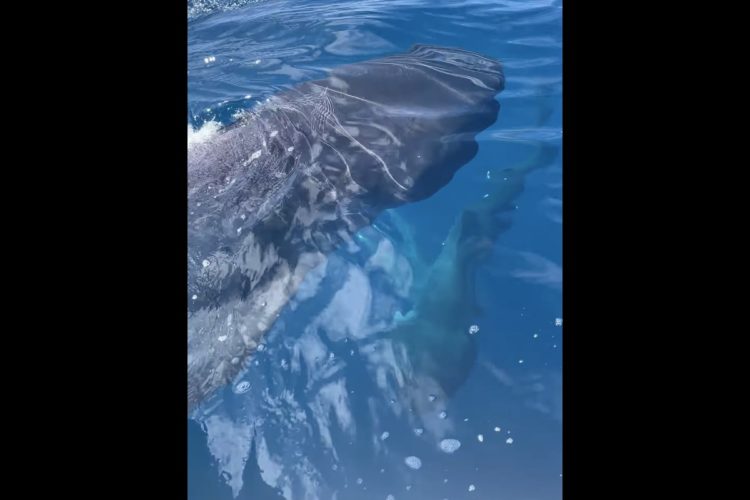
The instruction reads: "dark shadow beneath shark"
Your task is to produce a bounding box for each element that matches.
[188,45,506,410]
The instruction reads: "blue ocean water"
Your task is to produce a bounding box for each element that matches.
[188,1,562,499]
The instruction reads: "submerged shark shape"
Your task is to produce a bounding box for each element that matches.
[188,45,505,410]
[394,138,558,405]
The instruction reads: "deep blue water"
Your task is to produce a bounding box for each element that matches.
[188,1,562,499]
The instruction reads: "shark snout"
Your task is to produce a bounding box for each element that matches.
[408,44,504,93]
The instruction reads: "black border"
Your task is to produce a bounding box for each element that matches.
[15,1,189,495]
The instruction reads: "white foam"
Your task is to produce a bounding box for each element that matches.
[404,456,422,470]
[188,120,221,150]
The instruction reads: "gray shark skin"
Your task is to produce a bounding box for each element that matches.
[188,45,504,411]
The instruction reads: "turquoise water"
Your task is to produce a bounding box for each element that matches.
[188,1,562,499]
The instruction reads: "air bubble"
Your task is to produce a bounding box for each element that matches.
[404,456,422,470]
[439,439,461,454]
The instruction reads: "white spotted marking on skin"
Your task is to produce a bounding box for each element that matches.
[233,381,250,394]
[242,150,262,167]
